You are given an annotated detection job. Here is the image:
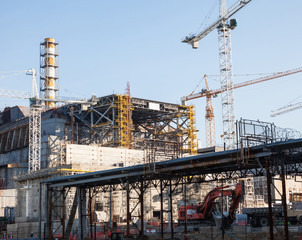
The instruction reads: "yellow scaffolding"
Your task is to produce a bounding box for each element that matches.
[186,105,198,155]
[117,95,132,148]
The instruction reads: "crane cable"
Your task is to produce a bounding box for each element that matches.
[0,73,23,79]
[0,71,27,80]
[282,94,302,107]
[0,70,27,74]
[195,0,219,34]
[189,75,205,96]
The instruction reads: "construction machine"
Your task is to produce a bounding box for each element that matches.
[178,182,242,228]
[243,192,302,227]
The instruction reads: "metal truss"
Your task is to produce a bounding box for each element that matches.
[59,95,197,155]
[218,24,236,150]
[42,140,302,240]
[28,106,41,173]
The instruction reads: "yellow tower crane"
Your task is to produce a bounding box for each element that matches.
[181,67,302,147]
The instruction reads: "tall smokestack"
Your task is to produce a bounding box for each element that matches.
[40,38,59,108]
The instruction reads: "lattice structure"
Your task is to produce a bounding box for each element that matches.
[243,176,255,208]
[205,96,215,147]
[60,95,196,157]
[117,95,132,148]
[218,23,236,150]
[28,106,41,173]
[185,105,197,155]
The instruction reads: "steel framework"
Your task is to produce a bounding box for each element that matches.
[41,138,302,240]
[186,105,197,154]
[28,105,41,173]
[182,0,252,150]
[59,95,197,156]
[218,21,236,149]
[117,94,132,148]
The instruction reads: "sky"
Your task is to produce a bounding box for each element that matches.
[0,0,301,147]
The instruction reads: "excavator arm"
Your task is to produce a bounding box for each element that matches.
[199,183,242,221]
[226,182,243,224]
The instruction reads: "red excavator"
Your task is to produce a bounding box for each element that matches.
[178,182,242,227]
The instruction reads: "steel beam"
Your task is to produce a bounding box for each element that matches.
[126,181,130,237]
[160,180,164,239]
[266,160,274,240]
[281,160,289,240]
[140,180,144,236]
[64,188,78,239]
[169,179,174,239]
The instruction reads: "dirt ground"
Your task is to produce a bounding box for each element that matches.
[126,225,302,240]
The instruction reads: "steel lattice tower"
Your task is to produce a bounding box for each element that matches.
[28,105,41,173]
[205,96,216,147]
[218,0,236,149]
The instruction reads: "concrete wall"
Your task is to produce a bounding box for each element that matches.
[15,180,40,223]
[14,145,145,224]
[42,118,66,137]
[66,144,145,171]
[0,189,17,216]
[7,221,40,238]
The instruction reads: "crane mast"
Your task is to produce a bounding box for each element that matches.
[183,0,252,149]
[204,75,216,147]
[28,103,41,173]
[27,69,42,173]
[218,0,236,149]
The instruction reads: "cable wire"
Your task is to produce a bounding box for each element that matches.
[195,0,219,34]
[0,72,25,80]
[189,75,205,96]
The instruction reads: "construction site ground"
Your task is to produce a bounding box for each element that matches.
[125,225,302,240]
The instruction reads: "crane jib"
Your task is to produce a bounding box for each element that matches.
[182,0,252,46]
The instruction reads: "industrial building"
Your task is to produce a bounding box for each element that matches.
[0,37,301,240]
[0,38,200,235]
[0,92,199,230]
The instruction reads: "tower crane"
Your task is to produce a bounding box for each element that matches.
[181,67,302,147]
[271,101,302,117]
[183,0,252,149]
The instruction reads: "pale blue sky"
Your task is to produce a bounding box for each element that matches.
[0,0,301,146]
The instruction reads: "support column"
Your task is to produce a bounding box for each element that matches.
[64,188,78,239]
[78,187,88,240]
[281,160,289,240]
[184,182,187,234]
[169,179,174,239]
[89,188,93,240]
[140,180,144,236]
[221,179,225,240]
[266,160,274,240]
[126,181,130,237]
[39,183,42,240]
[109,185,112,228]
[46,186,53,240]
[160,180,164,239]
[61,188,66,237]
